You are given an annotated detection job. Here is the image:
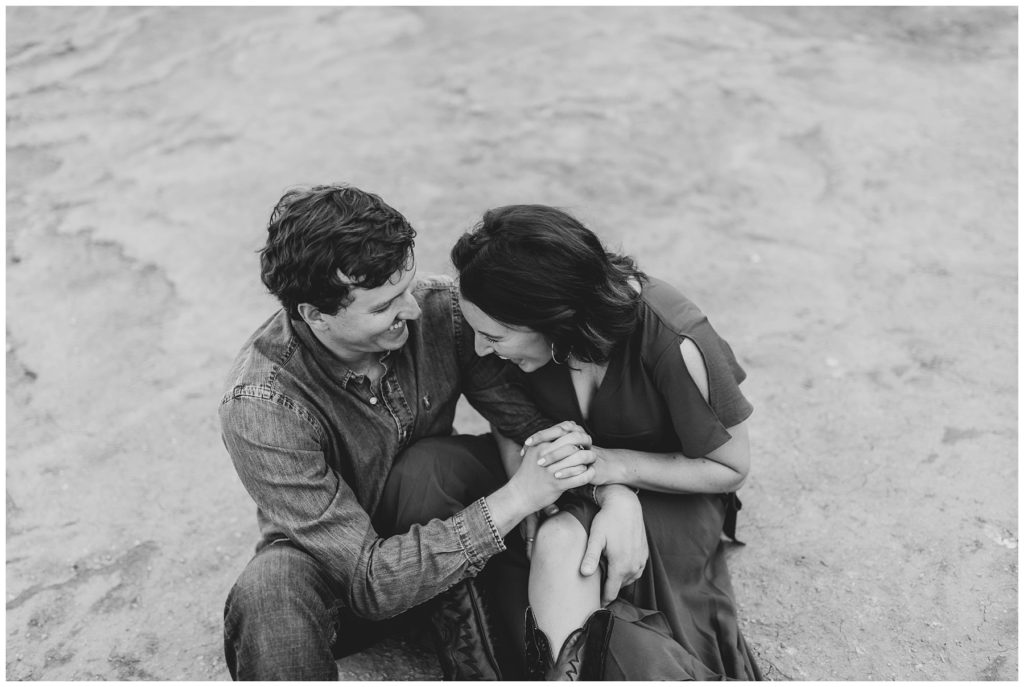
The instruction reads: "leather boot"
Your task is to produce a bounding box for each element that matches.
[523,606,613,681]
[426,578,505,680]
[523,607,553,680]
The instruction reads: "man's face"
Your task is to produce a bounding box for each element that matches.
[316,261,421,363]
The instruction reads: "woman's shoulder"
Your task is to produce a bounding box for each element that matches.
[637,276,709,341]
[635,276,749,392]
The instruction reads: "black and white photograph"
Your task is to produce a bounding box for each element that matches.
[6,4,1018,681]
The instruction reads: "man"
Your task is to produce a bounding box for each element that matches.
[220,185,643,680]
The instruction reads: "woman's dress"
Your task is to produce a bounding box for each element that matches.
[523,276,762,680]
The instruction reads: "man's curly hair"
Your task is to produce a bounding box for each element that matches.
[259,185,416,319]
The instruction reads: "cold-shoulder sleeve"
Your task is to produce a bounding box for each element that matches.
[648,311,753,459]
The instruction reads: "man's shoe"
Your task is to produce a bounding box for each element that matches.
[523,607,553,680]
[426,578,504,680]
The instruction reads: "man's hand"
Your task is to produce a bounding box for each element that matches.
[506,438,594,514]
[519,505,561,560]
[580,485,648,606]
[520,511,539,559]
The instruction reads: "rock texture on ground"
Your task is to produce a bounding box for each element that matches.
[6,6,1017,680]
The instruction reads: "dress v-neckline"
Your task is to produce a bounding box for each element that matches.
[562,346,624,425]
[553,278,640,426]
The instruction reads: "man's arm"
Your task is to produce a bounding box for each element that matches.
[461,352,551,444]
[220,396,503,619]
[220,395,591,620]
[491,426,524,479]
[491,427,566,559]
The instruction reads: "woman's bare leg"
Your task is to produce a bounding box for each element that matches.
[528,511,602,657]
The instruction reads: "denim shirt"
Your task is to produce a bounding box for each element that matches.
[219,276,550,620]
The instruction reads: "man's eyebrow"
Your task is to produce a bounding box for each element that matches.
[369,269,417,310]
[369,294,400,310]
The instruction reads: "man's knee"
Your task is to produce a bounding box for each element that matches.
[227,544,332,615]
[392,435,503,489]
[379,435,504,533]
[224,544,341,680]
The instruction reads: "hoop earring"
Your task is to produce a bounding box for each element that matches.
[550,342,570,365]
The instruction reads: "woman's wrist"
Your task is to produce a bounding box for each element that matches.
[594,483,640,506]
[593,446,630,485]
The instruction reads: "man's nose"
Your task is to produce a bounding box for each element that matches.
[398,292,422,321]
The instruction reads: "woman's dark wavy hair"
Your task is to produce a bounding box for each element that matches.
[451,205,646,364]
[260,184,416,319]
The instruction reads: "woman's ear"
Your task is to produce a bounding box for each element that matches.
[297,303,326,330]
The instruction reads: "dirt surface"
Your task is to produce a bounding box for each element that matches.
[6,6,1018,681]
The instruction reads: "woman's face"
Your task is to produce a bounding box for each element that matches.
[460,297,551,373]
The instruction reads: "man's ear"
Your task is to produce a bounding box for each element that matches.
[297,303,327,330]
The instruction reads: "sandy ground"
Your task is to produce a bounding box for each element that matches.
[5,6,1018,681]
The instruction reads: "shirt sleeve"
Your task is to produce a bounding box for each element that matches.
[219,394,505,620]
[650,319,753,458]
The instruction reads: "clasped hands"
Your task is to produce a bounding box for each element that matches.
[516,421,649,606]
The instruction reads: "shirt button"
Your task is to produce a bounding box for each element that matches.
[369,397,378,405]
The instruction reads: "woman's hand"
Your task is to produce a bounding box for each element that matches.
[526,421,590,465]
[523,421,582,452]
[526,423,625,486]
[577,445,624,486]
[581,485,648,606]
[523,421,602,479]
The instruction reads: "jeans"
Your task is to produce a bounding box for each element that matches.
[223,434,530,680]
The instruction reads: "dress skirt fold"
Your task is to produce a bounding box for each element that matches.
[560,490,762,681]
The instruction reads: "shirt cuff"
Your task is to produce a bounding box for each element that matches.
[452,497,506,574]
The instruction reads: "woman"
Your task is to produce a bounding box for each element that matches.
[450,205,762,681]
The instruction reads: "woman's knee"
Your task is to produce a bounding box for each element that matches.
[533,511,588,559]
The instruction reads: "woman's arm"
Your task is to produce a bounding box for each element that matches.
[537,339,750,495]
[589,421,748,494]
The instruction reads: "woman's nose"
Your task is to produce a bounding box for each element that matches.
[473,335,492,358]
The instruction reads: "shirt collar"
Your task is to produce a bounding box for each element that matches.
[290,317,392,389]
